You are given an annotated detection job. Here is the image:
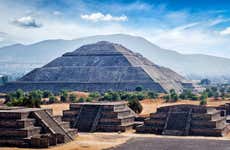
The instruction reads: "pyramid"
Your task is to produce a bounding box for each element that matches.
[0,41,185,93]
[136,105,230,137]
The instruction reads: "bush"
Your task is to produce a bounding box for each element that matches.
[43,90,52,98]
[48,95,58,104]
[78,97,85,103]
[147,91,158,99]
[60,90,68,102]
[169,89,178,102]
[69,94,77,102]
[103,92,121,101]
[135,86,143,92]
[200,92,208,106]
[86,97,93,102]
[136,92,146,100]
[128,99,143,114]
[191,95,199,100]
[200,99,207,105]
[89,92,100,99]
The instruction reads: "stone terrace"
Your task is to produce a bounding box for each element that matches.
[62,101,136,132]
[136,104,230,136]
[0,107,76,148]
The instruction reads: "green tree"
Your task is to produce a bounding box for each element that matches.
[78,97,85,103]
[169,89,178,102]
[69,94,77,102]
[89,92,101,99]
[60,90,68,102]
[135,86,143,92]
[128,99,143,114]
[200,92,208,106]
[147,91,158,99]
[43,90,52,98]
[48,95,58,104]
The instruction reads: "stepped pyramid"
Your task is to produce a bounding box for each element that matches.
[136,105,230,136]
[0,41,185,93]
[62,101,136,132]
[0,107,76,148]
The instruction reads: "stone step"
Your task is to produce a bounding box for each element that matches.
[0,126,41,138]
[162,130,185,136]
[0,118,36,128]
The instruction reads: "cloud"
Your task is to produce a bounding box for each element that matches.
[220,27,230,35]
[53,11,62,16]
[12,16,42,28]
[80,12,127,22]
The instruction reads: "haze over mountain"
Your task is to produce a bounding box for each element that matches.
[0,34,230,81]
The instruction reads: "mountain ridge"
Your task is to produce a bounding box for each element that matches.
[0,34,230,81]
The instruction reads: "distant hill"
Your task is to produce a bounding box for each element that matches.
[0,34,230,82]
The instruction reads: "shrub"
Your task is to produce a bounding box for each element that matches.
[147,91,158,99]
[78,97,85,103]
[136,92,146,100]
[200,99,207,105]
[128,99,143,114]
[135,86,143,92]
[43,90,52,98]
[103,92,121,101]
[200,92,208,106]
[69,94,77,102]
[48,95,58,104]
[60,90,68,102]
[86,97,93,102]
[89,92,100,99]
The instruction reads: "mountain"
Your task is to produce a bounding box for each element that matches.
[0,41,185,93]
[0,34,230,81]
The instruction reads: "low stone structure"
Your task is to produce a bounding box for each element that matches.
[0,107,76,148]
[136,105,230,136]
[62,102,136,132]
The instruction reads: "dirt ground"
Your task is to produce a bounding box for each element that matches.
[40,98,230,117]
[2,132,230,150]
[1,133,130,150]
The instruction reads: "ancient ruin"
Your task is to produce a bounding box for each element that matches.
[62,102,136,132]
[0,41,185,93]
[136,105,230,136]
[0,107,76,148]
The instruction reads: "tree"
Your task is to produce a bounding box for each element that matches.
[135,86,143,92]
[200,92,208,106]
[69,94,77,102]
[43,90,52,98]
[128,99,143,114]
[200,79,211,85]
[103,91,121,101]
[147,91,158,99]
[60,90,68,102]
[169,89,178,102]
[48,95,58,104]
[136,92,146,100]
[78,97,85,103]
[89,92,100,99]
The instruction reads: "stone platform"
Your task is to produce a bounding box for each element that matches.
[62,101,136,132]
[0,107,76,148]
[136,104,230,136]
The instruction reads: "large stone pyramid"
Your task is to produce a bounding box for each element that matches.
[0,41,185,93]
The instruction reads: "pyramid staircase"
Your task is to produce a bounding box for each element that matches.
[62,102,136,132]
[136,105,230,136]
[0,107,76,148]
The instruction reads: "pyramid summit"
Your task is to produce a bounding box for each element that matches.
[0,41,185,93]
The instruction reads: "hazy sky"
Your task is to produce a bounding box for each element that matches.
[1,0,230,58]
